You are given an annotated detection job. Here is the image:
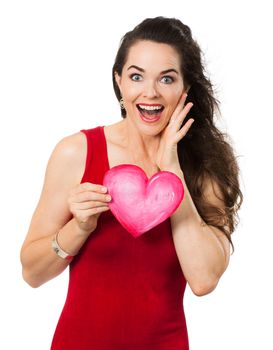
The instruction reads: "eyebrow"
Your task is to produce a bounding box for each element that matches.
[127,65,179,75]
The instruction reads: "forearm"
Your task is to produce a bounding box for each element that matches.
[20,218,91,288]
[166,167,227,295]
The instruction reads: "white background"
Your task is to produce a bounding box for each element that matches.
[1,0,272,349]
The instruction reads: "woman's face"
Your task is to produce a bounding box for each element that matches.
[115,40,187,135]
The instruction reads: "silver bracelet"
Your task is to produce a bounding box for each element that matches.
[51,231,75,261]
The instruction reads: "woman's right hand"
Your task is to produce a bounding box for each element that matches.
[68,182,111,234]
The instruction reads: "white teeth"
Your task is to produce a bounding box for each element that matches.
[138,104,163,111]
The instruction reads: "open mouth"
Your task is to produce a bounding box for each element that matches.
[136,104,165,119]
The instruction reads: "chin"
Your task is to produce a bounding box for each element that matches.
[137,122,166,137]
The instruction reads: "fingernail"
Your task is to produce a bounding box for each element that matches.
[101,187,107,193]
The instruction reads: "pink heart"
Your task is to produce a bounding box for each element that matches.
[103,164,184,238]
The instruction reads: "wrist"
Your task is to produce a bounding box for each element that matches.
[55,219,92,257]
[52,231,75,261]
[72,217,96,236]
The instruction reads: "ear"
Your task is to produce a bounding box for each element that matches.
[114,72,122,92]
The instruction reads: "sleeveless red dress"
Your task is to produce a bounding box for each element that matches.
[50,126,189,350]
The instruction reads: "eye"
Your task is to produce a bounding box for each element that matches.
[161,76,174,84]
[130,73,142,81]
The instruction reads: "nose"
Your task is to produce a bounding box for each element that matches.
[143,80,160,98]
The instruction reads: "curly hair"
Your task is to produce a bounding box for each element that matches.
[112,16,243,252]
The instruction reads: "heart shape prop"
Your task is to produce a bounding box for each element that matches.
[103,164,184,238]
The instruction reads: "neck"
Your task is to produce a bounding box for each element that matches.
[119,118,161,162]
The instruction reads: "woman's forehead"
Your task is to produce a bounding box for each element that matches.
[124,40,181,72]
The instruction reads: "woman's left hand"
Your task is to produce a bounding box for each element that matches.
[156,92,194,172]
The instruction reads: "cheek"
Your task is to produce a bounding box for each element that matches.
[166,94,181,111]
[166,85,183,102]
[164,94,182,118]
[123,85,142,103]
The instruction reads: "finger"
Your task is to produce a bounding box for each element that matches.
[180,92,188,106]
[78,206,110,217]
[176,119,195,141]
[80,183,107,193]
[173,92,188,117]
[72,201,110,210]
[168,93,187,125]
[71,182,107,195]
[70,191,111,203]
[170,102,193,128]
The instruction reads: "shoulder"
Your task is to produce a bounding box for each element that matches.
[52,131,86,162]
[46,131,87,184]
[53,131,86,159]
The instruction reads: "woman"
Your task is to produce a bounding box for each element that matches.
[20,16,243,350]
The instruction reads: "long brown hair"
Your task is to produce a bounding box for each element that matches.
[112,17,243,252]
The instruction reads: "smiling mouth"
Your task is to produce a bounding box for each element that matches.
[136,104,165,118]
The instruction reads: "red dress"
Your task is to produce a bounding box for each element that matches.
[50,126,189,350]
